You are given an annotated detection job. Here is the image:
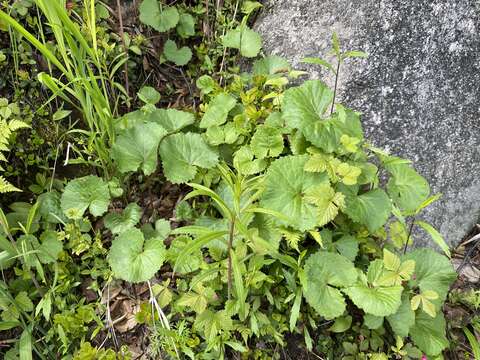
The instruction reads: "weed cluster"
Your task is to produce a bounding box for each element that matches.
[0,1,461,359]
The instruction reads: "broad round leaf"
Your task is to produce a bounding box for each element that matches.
[403,249,456,303]
[250,125,284,159]
[386,163,430,212]
[159,132,219,184]
[410,312,449,356]
[61,176,111,218]
[222,26,262,58]
[37,230,62,264]
[150,108,194,133]
[386,294,415,337]
[343,189,392,232]
[200,93,237,128]
[344,283,403,317]
[253,55,291,75]
[282,80,333,130]
[303,251,357,320]
[163,39,192,66]
[108,228,166,283]
[111,122,167,175]
[260,155,329,231]
[139,0,179,32]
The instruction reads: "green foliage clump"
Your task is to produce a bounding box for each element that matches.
[0,98,29,193]
[0,1,460,359]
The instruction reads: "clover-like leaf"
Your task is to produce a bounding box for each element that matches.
[250,125,284,159]
[378,249,415,286]
[159,132,219,184]
[107,228,166,283]
[200,93,237,128]
[303,251,357,320]
[61,176,111,218]
[104,203,142,235]
[139,0,179,32]
[111,122,167,175]
[163,39,192,66]
[386,163,430,213]
[411,290,439,317]
[343,189,392,232]
[403,249,456,303]
[222,25,262,58]
[336,162,361,185]
[410,312,449,356]
[260,155,329,231]
[194,310,233,342]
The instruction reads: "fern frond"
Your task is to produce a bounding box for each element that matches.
[0,176,21,193]
[8,119,30,131]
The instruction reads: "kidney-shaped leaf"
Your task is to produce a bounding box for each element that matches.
[344,282,403,317]
[61,176,111,218]
[111,122,167,175]
[303,251,357,320]
[163,39,192,66]
[282,80,334,130]
[410,312,449,356]
[159,132,219,184]
[386,163,430,213]
[222,25,262,58]
[150,108,194,133]
[200,93,237,128]
[139,0,179,32]
[260,155,329,231]
[403,249,456,303]
[108,228,166,283]
[343,189,392,233]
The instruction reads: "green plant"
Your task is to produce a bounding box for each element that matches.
[0,97,29,192]
[93,50,456,358]
[0,0,127,170]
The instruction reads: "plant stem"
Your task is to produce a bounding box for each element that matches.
[227,217,236,300]
[116,0,130,108]
[330,58,341,115]
[403,217,416,254]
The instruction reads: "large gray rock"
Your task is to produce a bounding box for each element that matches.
[255,0,480,247]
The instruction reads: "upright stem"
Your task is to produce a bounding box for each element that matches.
[227,217,236,300]
[116,0,130,107]
[330,59,341,114]
[403,217,416,254]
